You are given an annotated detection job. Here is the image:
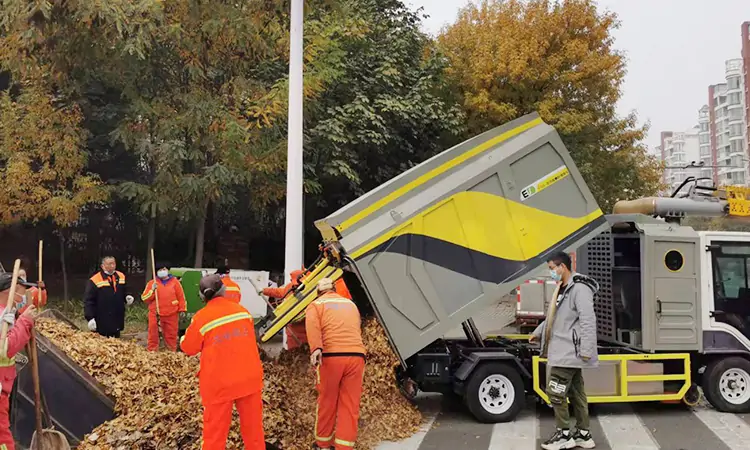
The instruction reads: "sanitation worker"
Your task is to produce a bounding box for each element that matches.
[0,272,38,450]
[306,277,366,450]
[261,268,307,350]
[140,262,186,351]
[180,274,265,450]
[531,251,598,450]
[215,259,241,304]
[83,256,134,338]
[17,268,46,314]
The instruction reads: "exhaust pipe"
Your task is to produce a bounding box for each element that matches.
[613,197,728,218]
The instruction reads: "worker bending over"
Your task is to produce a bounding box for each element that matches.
[0,273,38,450]
[306,278,366,450]
[261,268,307,350]
[531,251,598,450]
[215,259,241,304]
[17,268,46,314]
[141,262,186,351]
[180,274,265,450]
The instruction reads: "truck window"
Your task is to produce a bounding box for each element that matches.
[711,243,750,337]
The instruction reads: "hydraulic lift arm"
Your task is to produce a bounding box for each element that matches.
[613,177,750,221]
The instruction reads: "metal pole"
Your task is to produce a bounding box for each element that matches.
[284,0,304,350]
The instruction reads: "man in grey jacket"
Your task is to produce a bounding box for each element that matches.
[530,251,598,450]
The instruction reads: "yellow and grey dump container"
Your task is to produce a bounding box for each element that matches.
[313,113,607,362]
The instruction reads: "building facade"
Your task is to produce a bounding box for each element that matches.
[661,126,702,193]
[698,105,713,182]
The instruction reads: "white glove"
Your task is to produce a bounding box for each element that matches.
[1,307,14,327]
[126,295,134,305]
[88,319,97,332]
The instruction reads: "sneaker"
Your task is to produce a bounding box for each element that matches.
[572,429,596,448]
[541,429,576,450]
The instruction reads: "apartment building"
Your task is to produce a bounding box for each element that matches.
[707,59,748,186]
[661,126,702,192]
[743,22,750,165]
[698,105,713,182]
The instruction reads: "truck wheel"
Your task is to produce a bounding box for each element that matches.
[702,357,750,413]
[465,362,524,423]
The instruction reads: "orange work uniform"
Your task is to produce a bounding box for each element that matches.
[220,275,241,304]
[17,286,47,315]
[334,278,352,300]
[141,276,186,351]
[263,269,307,350]
[306,291,366,450]
[180,297,265,450]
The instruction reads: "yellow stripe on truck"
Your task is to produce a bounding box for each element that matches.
[350,190,603,262]
[336,117,544,232]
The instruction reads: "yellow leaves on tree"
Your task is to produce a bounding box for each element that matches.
[439,0,624,135]
[438,0,664,211]
[0,86,106,226]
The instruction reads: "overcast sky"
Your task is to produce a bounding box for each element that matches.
[404,0,749,149]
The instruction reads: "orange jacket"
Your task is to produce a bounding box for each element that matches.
[180,297,263,405]
[305,291,365,356]
[18,286,47,315]
[262,269,304,300]
[220,276,241,304]
[141,276,186,316]
[334,278,352,300]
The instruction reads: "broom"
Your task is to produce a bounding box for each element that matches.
[30,241,70,449]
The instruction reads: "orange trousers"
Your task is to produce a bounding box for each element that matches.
[0,394,14,450]
[202,391,265,450]
[285,321,308,350]
[148,312,179,351]
[315,356,365,449]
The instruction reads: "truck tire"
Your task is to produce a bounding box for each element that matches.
[464,362,524,423]
[702,356,750,413]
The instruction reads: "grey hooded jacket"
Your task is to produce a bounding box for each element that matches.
[532,273,599,369]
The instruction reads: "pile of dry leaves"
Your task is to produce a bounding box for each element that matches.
[36,317,423,450]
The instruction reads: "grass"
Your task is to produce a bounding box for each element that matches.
[49,297,150,334]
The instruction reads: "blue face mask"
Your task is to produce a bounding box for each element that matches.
[550,269,562,282]
[15,293,27,309]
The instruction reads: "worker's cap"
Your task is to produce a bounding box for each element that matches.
[198,274,224,300]
[215,258,230,275]
[0,272,36,292]
[317,277,334,292]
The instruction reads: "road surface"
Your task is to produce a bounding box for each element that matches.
[376,394,750,450]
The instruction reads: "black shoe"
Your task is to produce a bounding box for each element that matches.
[541,429,576,450]
[572,429,596,448]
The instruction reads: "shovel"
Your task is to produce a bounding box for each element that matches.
[28,333,69,449]
[29,242,70,450]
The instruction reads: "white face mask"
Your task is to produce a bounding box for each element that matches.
[157,269,169,279]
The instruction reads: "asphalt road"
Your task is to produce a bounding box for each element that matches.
[375,394,750,450]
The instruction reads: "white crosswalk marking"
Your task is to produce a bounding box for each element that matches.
[487,407,538,450]
[596,406,659,450]
[692,406,750,450]
[375,413,437,450]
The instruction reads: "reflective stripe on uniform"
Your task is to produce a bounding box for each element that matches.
[335,438,355,447]
[199,312,252,335]
[314,298,353,305]
[95,281,109,288]
[224,286,240,292]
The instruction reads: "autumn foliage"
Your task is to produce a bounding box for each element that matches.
[439,0,664,211]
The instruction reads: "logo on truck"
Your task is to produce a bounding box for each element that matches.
[520,165,570,201]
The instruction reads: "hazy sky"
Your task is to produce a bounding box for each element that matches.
[405,0,749,148]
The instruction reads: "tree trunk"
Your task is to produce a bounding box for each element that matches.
[193,199,210,268]
[58,231,69,303]
[146,208,156,284]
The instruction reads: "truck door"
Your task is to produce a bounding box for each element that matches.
[706,239,750,342]
[648,239,701,351]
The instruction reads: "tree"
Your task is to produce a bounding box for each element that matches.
[303,0,465,216]
[438,0,664,211]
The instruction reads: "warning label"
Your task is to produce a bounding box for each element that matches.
[520,166,570,201]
